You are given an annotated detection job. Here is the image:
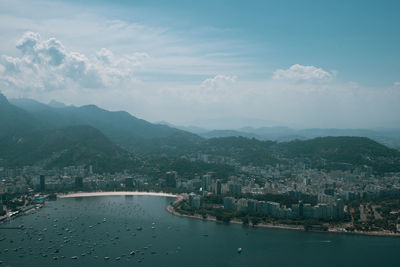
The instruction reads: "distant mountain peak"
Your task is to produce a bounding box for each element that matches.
[80,104,101,110]
[48,100,67,108]
[155,121,175,127]
[0,92,9,105]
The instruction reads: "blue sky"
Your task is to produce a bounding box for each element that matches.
[0,0,399,128]
[67,0,400,86]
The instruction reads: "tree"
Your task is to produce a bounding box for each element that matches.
[251,216,261,226]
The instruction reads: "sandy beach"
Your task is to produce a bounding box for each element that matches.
[58,191,178,198]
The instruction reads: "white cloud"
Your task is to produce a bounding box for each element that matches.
[394,81,400,87]
[272,64,333,81]
[0,1,398,129]
[159,74,238,106]
[37,37,67,66]
[0,32,148,93]
[0,55,20,73]
[96,48,113,64]
[0,1,251,79]
[15,31,40,55]
[201,74,236,89]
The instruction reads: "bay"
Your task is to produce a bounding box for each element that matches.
[0,196,399,267]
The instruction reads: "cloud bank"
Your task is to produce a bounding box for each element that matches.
[201,74,236,89]
[0,32,148,94]
[273,64,333,81]
[0,31,399,129]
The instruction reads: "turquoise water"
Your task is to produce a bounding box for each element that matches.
[0,196,399,267]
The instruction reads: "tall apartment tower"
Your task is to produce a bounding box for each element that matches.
[40,175,45,191]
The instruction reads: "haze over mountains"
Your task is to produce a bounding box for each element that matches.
[159,122,400,150]
[9,97,201,152]
[1,92,400,174]
[0,92,202,169]
[0,94,133,171]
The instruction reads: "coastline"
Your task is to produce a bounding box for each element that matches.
[32,191,400,238]
[58,191,178,198]
[166,204,305,232]
[165,196,400,238]
[165,196,305,232]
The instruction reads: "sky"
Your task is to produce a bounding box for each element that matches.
[0,0,399,129]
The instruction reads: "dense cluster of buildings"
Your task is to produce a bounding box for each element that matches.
[173,172,243,195]
[223,197,345,220]
[1,151,400,224]
[188,192,201,209]
[0,165,153,194]
[176,154,400,205]
[2,154,400,203]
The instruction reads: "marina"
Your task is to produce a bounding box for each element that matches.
[0,195,399,266]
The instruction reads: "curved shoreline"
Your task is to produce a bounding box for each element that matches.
[55,192,400,238]
[58,191,178,198]
[166,203,305,232]
[165,196,400,238]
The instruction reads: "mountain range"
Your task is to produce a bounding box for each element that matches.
[160,122,400,150]
[1,93,198,171]
[1,92,400,174]
[9,97,201,154]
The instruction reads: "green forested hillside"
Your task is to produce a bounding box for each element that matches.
[196,136,400,173]
[0,94,135,172]
[3,93,400,175]
[11,98,202,153]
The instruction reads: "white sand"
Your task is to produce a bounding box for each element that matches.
[58,191,177,198]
